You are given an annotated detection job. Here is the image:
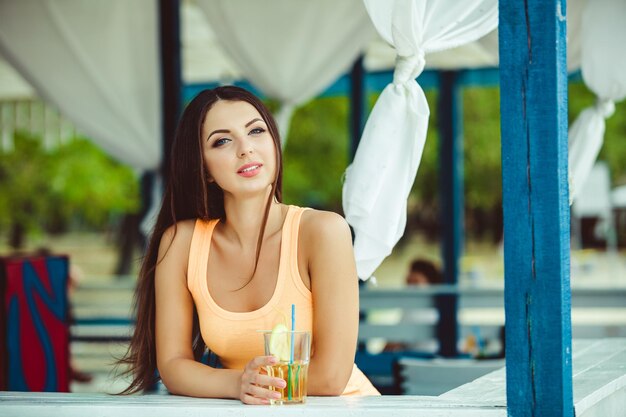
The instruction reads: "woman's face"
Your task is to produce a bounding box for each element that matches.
[201,100,277,198]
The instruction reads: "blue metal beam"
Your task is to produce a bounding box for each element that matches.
[349,55,366,160]
[159,0,182,180]
[499,0,573,416]
[437,70,463,358]
[183,68,584,103]
[183,68,444,103]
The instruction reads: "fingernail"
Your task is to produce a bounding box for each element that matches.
[268,356,277,364]
[277,380,286,388]
[273,392,282,399]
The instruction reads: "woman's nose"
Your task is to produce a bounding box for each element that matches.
[237,138,253,157]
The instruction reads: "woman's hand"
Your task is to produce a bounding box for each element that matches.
[239,356,286,405]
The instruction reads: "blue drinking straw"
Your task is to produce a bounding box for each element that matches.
[290,304,295,362]
[288,304,295,400]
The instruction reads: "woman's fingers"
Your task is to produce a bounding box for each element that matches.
[239,355,287,404]
[240,394,270,405]
[254,373,286,389]
[246,355,277,372]
[246,383,282,401]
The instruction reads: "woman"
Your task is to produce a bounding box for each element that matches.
[119,86,379,403]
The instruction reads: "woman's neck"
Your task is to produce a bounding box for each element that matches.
[220,189,283,249]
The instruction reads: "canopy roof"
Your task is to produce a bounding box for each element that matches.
[0,0,505,101]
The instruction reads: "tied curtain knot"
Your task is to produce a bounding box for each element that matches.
[393,50,425,85]
[595,98,615,118]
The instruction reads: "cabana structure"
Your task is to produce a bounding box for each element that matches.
[0,0,625,416]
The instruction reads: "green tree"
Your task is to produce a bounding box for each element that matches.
[282,96,350,211]
[0,132,139,249]
[0,132,54,248]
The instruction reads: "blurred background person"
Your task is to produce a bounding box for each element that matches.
[405,258,443,286]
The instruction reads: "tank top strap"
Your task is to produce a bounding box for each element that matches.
[188,218,218,292]
[282,206,312,298]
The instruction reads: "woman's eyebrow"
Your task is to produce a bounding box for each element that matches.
[207,129,229,141]
[245,118,263,127]
[207,118,264,141]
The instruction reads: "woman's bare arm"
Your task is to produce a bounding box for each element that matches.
[301,211,359,395]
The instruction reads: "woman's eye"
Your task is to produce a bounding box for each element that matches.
[250,127,265,135]
[212,138,230,147]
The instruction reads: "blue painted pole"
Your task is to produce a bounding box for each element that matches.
[159,0,182,182]
[438,70,462,358]
[499,1,573,416]
[183,69,587,103]
[349,55,365,160]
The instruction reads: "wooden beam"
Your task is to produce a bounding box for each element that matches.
[183,69,584,103]
[159,0,182,182]
[349,55,365,161]
[438,70,463,357]
[498,0,573,416]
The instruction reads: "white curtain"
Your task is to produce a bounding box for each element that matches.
[195,0,376,141]
[568,0,626,203]
[0,0,161,170]
[343,0,498,280]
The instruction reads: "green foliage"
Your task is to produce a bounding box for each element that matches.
[0,132,54,240]
[410,90,441,209]
[462,87,502,210]
[282,97,349,211]
[48,138,139,226]
[0,132,139,248]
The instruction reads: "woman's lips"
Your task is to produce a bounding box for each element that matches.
[237,163,262,177]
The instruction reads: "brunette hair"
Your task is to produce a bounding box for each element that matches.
[408,259,442,284]
[118,86,283,393]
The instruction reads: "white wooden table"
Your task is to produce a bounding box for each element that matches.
[441,338,626,417]
[0,393,508,417]
[2,339,624,417]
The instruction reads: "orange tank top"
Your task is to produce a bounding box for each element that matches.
[187,205,379,396]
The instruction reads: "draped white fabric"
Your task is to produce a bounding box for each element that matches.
[194,0,375,140]
[0,0,161,170]
[343,0,498,280]
[568,0,626,203]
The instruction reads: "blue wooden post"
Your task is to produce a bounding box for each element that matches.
[159,0,182,182]
[438,70,462,358]
[499,1,573,416]
[349,55,365,160]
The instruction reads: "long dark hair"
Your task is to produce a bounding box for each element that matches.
[118,86,283,394]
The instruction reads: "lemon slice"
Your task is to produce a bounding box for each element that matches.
[269,323,290,362]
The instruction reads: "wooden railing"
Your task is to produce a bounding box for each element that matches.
[356,284,626,393]
[359,284,626,346]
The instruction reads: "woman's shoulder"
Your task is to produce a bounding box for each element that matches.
[159,219,198,253]
[298,207,351,243]
[296,207,356,279]
[162,219,196,240]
